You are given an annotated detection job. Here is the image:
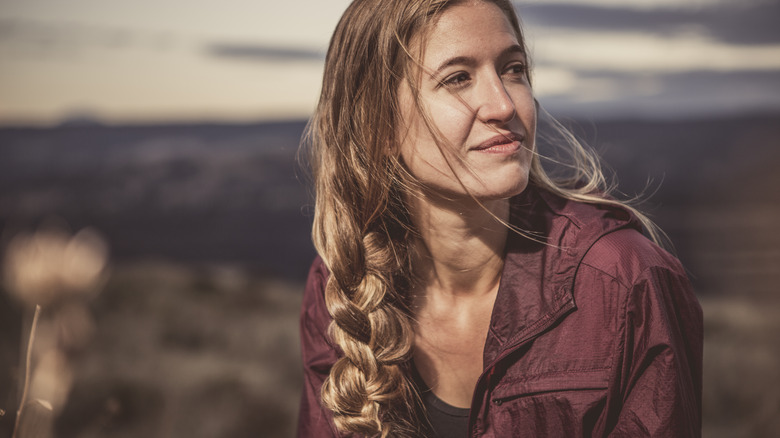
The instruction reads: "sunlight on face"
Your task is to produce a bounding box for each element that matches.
[396,1,537,202]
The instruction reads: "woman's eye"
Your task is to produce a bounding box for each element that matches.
[505,63,527,76]
[442,72,470,88]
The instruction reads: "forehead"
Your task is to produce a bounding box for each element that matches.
[419,2,519,65]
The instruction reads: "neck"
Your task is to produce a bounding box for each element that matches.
[408,192,510,298]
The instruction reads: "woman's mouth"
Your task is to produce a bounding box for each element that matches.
[470,132,524,154]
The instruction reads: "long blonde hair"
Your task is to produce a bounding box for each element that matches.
[304,0,662,436]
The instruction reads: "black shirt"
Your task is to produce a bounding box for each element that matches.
[411,361,470,438]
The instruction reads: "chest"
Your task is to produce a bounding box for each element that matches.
[414,320,488,371]
[412,297,495,408]
[468,276,625,436]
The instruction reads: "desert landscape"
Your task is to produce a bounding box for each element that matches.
[1,114,779,436]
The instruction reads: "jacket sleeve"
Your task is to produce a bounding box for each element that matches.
[297,257,343,438]
[610,263,703,437]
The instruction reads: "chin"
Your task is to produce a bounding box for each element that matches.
[471,176,529,202]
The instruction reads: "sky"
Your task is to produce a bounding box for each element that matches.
[0,0,779,125]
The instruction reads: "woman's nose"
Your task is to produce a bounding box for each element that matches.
[475,74,516,125]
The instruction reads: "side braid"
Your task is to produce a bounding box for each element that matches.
[320,228,417,436]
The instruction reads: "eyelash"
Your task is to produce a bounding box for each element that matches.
[439,62,527,89]
[442,72,470,88]
[506,63,527,76]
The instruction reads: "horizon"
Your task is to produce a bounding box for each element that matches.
[2,108,780,131]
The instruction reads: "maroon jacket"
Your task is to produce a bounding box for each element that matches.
[298,187,703,437]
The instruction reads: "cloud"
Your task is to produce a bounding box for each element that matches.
[0,18,177,55]
[204,43,324,62]
[520,1,780,118]
[530,31,780,74]
[517,1,780,45]
[537,68,780,118]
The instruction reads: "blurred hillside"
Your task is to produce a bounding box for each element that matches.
[0,121,314,280]
[2,115,779,293]
[1,114,779,436]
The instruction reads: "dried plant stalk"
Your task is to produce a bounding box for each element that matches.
[13,305,41,438]
[4,227,109,438]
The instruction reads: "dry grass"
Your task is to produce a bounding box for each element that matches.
[54,261,303,438]
[701,295,780,438]
[42,261,780,437]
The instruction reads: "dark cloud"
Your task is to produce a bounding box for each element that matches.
[204,43,324,62]
[515,2,780,45]
[538,68,780,119]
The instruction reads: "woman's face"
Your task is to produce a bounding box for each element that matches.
[397,1,536,202]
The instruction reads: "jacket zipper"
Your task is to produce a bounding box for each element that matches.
[468,297,577,437]
[490,382,609,406]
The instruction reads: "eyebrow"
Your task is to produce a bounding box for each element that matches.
[429,44,526,80]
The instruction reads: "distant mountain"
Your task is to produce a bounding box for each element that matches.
[1,115,778,292]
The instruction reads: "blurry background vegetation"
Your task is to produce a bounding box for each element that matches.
[1,0,779,437]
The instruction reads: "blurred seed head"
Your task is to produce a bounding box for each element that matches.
[62,228,109,293]
[3,227,109,307]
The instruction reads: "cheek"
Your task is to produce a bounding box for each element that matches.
[515,89,536,120]
[397,119,440,177]
[426,99,477,140]
[398,103,466,165]
[525,107,537,142]
[516,93,537,145]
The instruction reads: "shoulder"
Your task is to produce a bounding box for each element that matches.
[580,227,686,289]
[531,188,698,317]
[298,257,343,437]
[304,256,330,298]
[533,188,637,237]
[529,187,686,287]
[302,255,330,316]
[577,227,702,342]
[300,256,334,348]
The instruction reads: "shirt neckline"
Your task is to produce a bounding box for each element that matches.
[410,359,471,418]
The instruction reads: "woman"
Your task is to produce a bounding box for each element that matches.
[298,0,702,437]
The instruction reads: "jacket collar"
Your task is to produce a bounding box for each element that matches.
[483,185,640,366]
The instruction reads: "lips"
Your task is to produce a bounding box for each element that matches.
[470,132,525,152]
